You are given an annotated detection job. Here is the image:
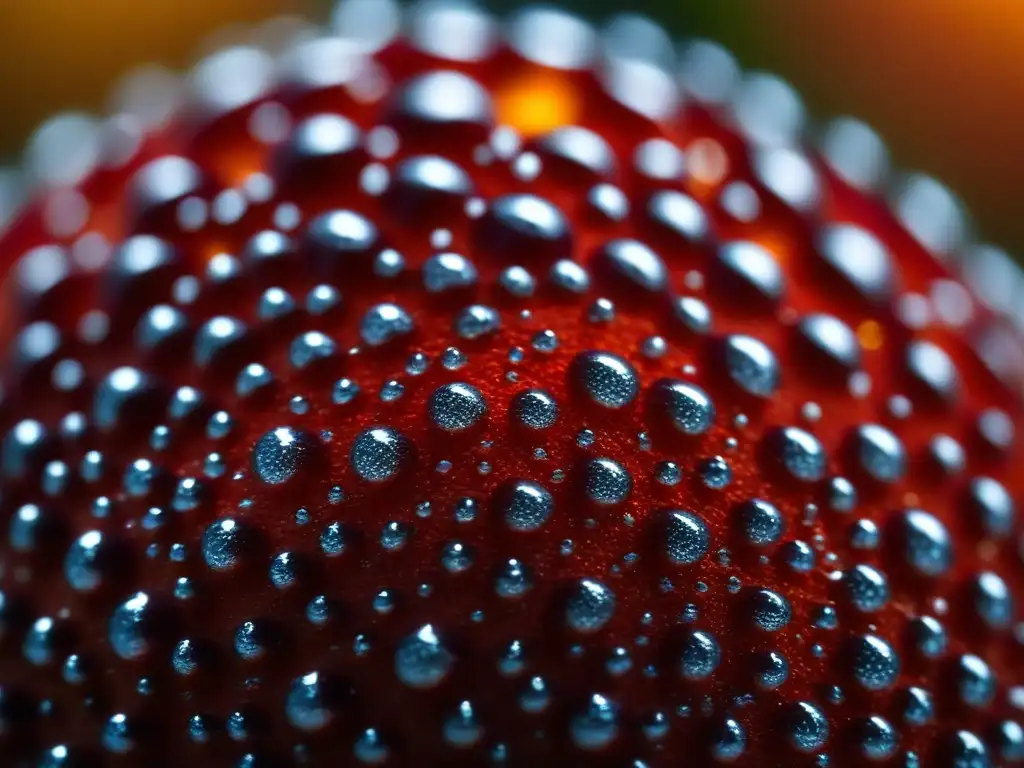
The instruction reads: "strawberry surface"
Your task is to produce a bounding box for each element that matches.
[1,2,1024,767]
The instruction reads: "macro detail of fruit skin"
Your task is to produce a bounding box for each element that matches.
[2,1,1024,767]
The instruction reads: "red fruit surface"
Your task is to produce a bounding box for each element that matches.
[2,3,1024,767]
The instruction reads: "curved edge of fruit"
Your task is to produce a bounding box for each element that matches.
[1,0,1022,397]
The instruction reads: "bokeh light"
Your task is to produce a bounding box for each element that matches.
[0,0,1022,251]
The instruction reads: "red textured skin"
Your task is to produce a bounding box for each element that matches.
[2,9,1024,768]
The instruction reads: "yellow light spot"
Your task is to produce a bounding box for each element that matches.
[857,320,884,351]
[495,70,580,137]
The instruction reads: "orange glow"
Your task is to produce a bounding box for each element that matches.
[686,138,729,187]
[761,0,1024,253]
[0,0,309,157]
[752,233,791,266]
[857,320,884,351]
[217,149,265,189]
[495,70,580,137]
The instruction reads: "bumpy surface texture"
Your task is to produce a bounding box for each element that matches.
[2,2,1024,767]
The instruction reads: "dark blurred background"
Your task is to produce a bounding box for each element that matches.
[1,0,1021,254]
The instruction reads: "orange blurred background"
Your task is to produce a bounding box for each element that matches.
[1,0,1021,255]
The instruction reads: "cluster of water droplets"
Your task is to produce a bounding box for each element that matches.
[0,0,1022,766]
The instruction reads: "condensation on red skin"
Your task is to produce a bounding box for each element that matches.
[0,21,1023,768]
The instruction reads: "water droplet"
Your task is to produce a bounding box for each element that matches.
[570,350,639,409]
[850,634,900,691]
[652,379,716,435]
[680,629,720,680]
[565,578,616,633]
[350,426,411,483]
[583,457,632,505]
[662,509,710,564]
[499,479,554,531]
[108,591,153,660]
[428,382,488,432]
[571,693,620,751]
[394,624,454,688]
[252,426,317,486]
